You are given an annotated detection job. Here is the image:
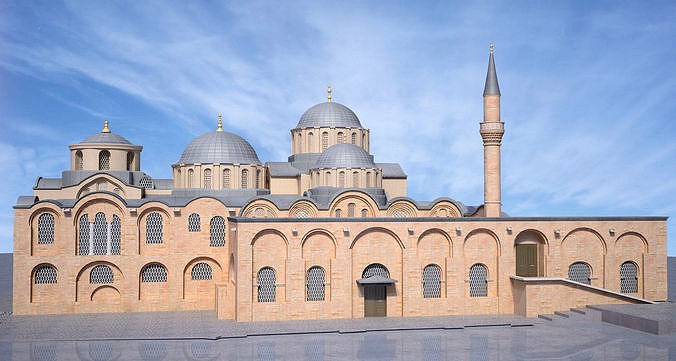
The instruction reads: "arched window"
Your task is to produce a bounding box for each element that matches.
[361,209,368,218]
[392,210,408,218]
[34,265,57,284]
[191,263,213,280]
[93,212,107,255]
[257,267,276,302]
[469,264,488,297]
[347,203,356,217]
[325,171,332,186]
[78,213,120,255]
[338,172,345,188]
[351,132,357,144]
[321,132,329,151]
[308,132,314,152]
[568,262,591,285]
[111,215,121,255]
[362,263,389,278]
[620,262,638,293]
[423,264,442,298]
[241,169,249,189]
[98,150,110,170]
[141,263,167,282]
[78,214,90,255]
[209,216,225,247]
[223,169,231,189]
[75,151,83,170]
[139,175,153,189]
[188,213,201,232]
[306,266,325,301]
[37,213,55,244]
[362,134,367,148]
[335,209,342,218]
[145,212,163,244]
[295,210,309,218]
[90,265,114,284]
[352,172,359,187]
[203,169,212,189]
[297,133,302,153]
[255,170,261,189]
[337,132,344,143]
[365,171,371,188]
[126,152,134,171]
[187,169,194,188]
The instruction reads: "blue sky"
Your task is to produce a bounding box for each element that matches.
[0,1,674,255]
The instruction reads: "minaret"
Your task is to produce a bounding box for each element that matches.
[480,43,504,217]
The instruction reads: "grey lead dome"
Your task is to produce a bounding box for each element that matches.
[296,102,363,129]
[178,131,261,165]
[315,143,375,169]
[80,132,133,145]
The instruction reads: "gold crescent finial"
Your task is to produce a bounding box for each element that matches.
[327,85,332,103]
[490,42,494,54]
[217,113,223,132]
[102,120,111,133]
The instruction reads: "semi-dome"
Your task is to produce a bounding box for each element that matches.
[80,121,133,145]
[178,131,261,165]
[315,143,375,169]
[296,102,363,129]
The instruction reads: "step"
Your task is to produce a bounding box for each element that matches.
[554,311,570,318]
[537,314,555,321]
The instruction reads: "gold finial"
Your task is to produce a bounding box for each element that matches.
[327,85,332,103]
[490,42,494,54]
[217,113,223,132]
[102,120,111,133]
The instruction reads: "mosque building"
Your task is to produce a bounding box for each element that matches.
[12,46,668,321]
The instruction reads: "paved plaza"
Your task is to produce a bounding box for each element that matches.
[1,255,675,360]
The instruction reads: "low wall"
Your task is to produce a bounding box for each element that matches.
[511,276,652,318]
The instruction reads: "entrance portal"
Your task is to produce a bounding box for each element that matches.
[516,244,538,277]
[364,285,387,317]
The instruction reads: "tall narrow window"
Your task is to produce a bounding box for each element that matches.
[37,213,55,244]
[335,209,342,218]
[306,266,326,301]
[365,172,371,188]
[126,152,134,171]
[209,216,225,247]
[203,169,212,189]
[79,214,90,255]
[347,203,356,218]
[338,172,345,188]
[92,212,107,255]
[352,172,359,187]
[75,151,83,170]
[308,132,314,152]
[223,169,231,189]
[469,264,488,297]
[423,264,442,298]
[90,265,114,284]
[361,209,368,218]
[141,263,167,282]
[98,151,110,170]
[321,132,329,151]
[620,262,638,293]
[34,265,57,284]
[241,169,249,189]
[255,170,261,189]
[191,263,213,280]
[351,132,357,144]
[111,215,121,255]
[337,132,344,143]
[145,212,163,244]
[187,169,194,188]
[325,171,331,186]
[257,267,276,302]
[568,262,591,285]
[188,213,201,232]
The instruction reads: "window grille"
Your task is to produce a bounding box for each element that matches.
[469,264,488,297]
[141,264,167,282]
[348,203,356,217]
[98,150,110,170]
[352,172,359,187]
[308,132,314,151]
[362,263,389,278]
[139,175,154,189]
[145,212,163,244]
[126,152,134,171]
[423,264,442,298]
[93,212,108,255]
[79,214,90,255]
[257,267,276,302]
[365,172,371,188]
[254,208,264,217]
[335,209,341,218]
[90,264,114,284]
[568,262,591,285]
[337,132,344,143]
[255,170,261,188]
[321,132,328,151]
[241,169,248,189]
[338,172,345,188]
[191,262,213,280]
[223,169,231,189]
[37,213,55,244]
[351,132,357,144]
[187,169,194,187]
[361,209,368,217]
[111,215,121,255]
[209,216,225,247]
[620,262,638,293]
[188,213,201,232]
[76,151,83,170]
[295,210,309,218]
[392,210,408,218]
[306,266,325,301]
[203,169,211,189]
[34,265,57,284]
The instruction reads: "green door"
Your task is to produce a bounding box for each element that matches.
[364,285,387,317]
[516,244,538,277]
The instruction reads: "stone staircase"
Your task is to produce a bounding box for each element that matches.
[537,307,602,322]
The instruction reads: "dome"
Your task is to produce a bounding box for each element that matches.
[80,132,133,145]
[315,143,375,169]
[178,131,261,165]
[296,102,363,129]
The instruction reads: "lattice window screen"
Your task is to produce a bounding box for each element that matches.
[423,264,442,298]
[469,264,488,297]
[141,264,167,282]
[145,212,163,244]
[79,214,90,255]
[295,210,309,218]
[620,262,638,293]
[337,132,344,143]
[306,266,326,301]
[111,215,121,255]
[321,132,328,151]
[347,203,355,217]
[338,172,345,188]
[392,210,408,218]
[139,175,154,189]
[37,213,55,244]
[98,151,110,170]
[188,213,201,232]
[362,263,389,278]
[568,262,591,285]
[191,262,213,280]
[255,170,261,189]
[203,169,211,189]
[257,267,276,302]
[90,265,114,284]
[351,132,357,144]
[365,172,371,188]
[209,216,225,247]
[187,169,194,187]
[34,265,57,284]
[352,172,359,187]
[223,169,231,189]
[92,213,107,255]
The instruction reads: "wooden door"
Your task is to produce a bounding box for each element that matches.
[364,285,386,317]
[516,244,538,277]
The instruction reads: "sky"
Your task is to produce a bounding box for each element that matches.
[0,1,674,255]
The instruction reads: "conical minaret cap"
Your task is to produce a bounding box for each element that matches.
[483,43,501,96]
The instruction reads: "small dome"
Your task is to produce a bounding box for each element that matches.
[178,131,261,165]
[80,121,133,145]
[296,102,363,129]
[315,143,375,169]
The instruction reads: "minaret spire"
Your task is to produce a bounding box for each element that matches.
[483,42,501,96]
[217,113,223,132]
